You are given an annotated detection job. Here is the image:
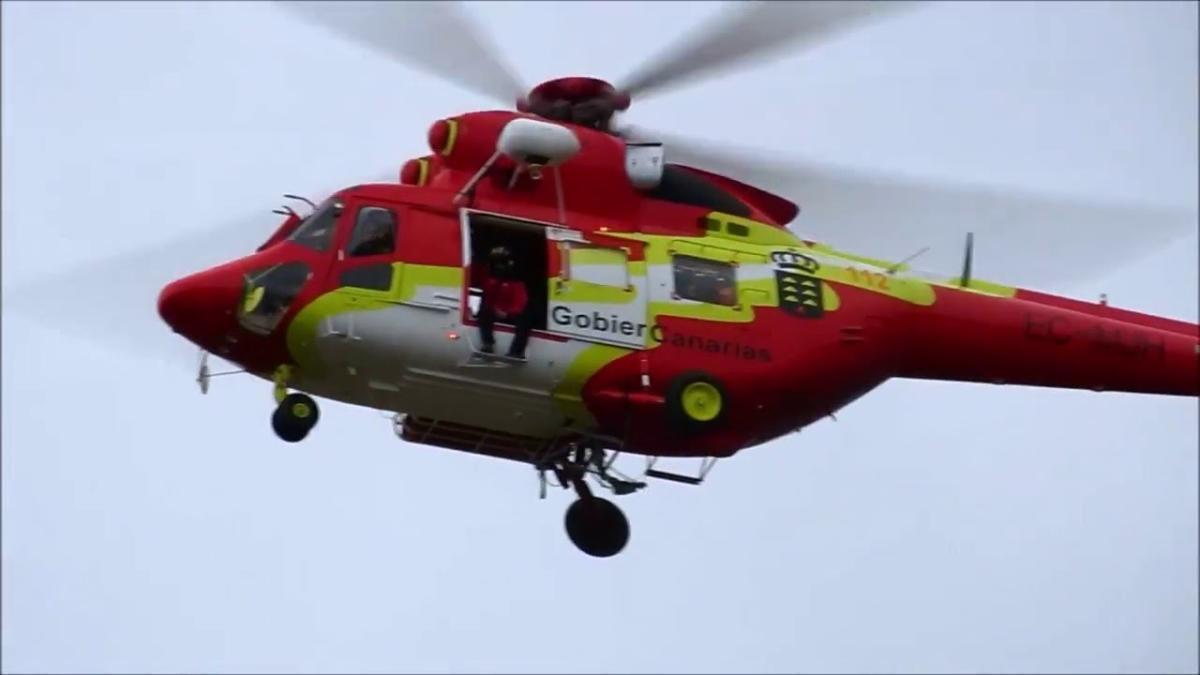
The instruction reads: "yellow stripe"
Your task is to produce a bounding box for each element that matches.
[550,278,637,304]
[441,119,459,156]
[567,246,628,266]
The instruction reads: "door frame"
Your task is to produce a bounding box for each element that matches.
[327,196,409,301]
[456,209,649,350]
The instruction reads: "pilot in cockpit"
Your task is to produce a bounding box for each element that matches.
[350,208,396,257]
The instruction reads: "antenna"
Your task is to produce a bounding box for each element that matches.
[958,232,975,287]
[886,246,930,275]
[283,194,317,210]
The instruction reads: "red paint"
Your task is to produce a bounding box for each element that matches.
[158,240,329,374]
[898,287,1198,397]
[581,284,903,457]
[399,159,424,186]
[427,119,452,155]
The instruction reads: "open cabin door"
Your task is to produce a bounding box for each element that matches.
[546,227,648,349]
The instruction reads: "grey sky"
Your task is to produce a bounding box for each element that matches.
[2,1,1196,673]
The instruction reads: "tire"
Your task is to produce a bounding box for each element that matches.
[564,497,630,558]
[665,371,728,434]
[272,393,319,443]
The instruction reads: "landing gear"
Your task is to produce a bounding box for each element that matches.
[565,495,629,558]
[538,442,642,557]
[272,392,319,443]
[269,364,319,443]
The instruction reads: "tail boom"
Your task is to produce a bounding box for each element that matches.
[898,287,1199,396]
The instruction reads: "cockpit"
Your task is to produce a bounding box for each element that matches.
[234,199,344,336]
[235,194,403,337]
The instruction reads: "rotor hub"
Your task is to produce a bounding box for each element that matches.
[517,77,630,131]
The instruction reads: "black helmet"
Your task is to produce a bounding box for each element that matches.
[488,245,515,276]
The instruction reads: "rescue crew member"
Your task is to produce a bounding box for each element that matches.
[477,245,532,359]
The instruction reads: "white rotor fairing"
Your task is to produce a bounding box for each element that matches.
[497,118,581,166]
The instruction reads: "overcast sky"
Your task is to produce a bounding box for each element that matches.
[2,1,1197,673]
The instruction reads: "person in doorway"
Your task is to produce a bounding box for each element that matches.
[477,245,532,359]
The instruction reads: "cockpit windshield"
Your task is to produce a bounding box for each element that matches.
[238,261,312,335]
[287,198,343,252]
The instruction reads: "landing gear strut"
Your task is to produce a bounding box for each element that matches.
[539,443,643,558]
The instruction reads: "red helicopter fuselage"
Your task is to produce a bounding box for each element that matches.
[158,106,1199,461]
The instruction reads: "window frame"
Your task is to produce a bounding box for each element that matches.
[559,242,631,290]
[287,198,344,252]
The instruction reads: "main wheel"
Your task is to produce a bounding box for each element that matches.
[272,393,319,443]
[564,496,630,558]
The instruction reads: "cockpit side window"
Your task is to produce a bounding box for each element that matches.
[347,206,397,257]
[287,199,343,252]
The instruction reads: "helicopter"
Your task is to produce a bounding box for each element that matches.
[10,1,1199,558]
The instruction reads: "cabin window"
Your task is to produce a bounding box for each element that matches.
[673,254,737,306]
[347,206,397,257]
[238,261,312,335]
[562,244,630,289]
[339,263,394,292]
[288,199,342,252]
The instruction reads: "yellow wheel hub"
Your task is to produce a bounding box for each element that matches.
[680,381,722,422]
[291,402,312,419]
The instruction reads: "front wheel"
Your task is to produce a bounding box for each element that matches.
[272,393,319,443]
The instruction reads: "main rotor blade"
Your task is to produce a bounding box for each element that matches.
[3,172,396,370]
[3,212,272,371]
[618,0,917,101]
[275,0,526,106]
[623,125,1197,291]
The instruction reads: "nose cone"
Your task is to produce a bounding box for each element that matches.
[157,267,243,344]
[157,277,194,331]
